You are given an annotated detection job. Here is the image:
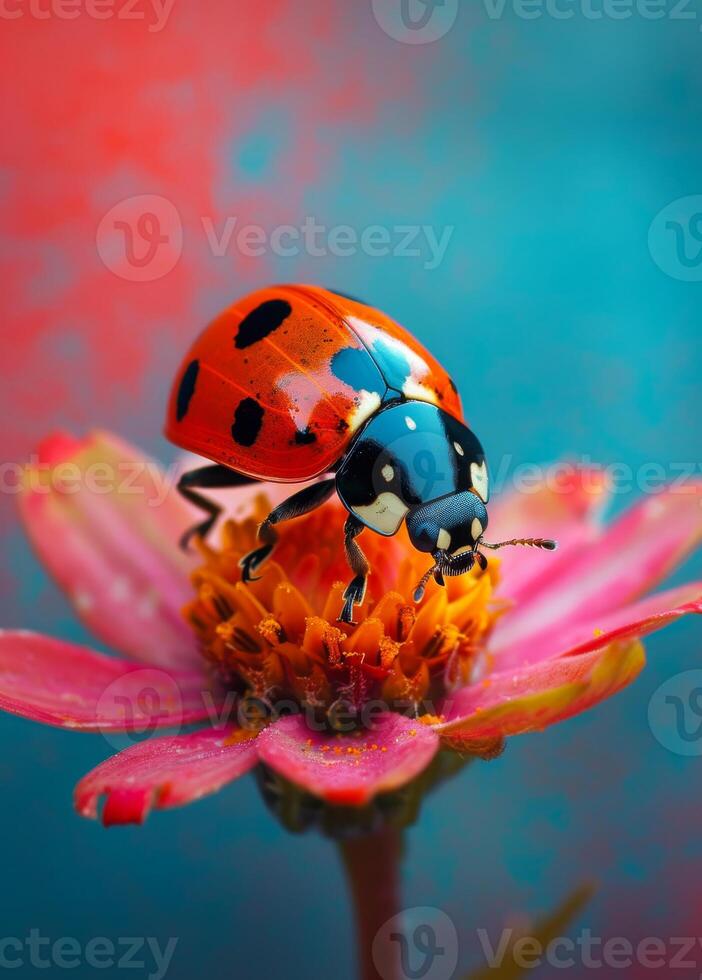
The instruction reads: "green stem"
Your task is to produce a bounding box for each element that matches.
[339,826,404,980]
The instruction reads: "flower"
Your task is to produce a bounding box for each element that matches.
[3,429,702,826]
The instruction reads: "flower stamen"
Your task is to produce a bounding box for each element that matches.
[183,497,502,728]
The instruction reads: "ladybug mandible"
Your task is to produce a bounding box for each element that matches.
[166,285,556,624]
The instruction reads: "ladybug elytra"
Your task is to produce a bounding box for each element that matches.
[166,285,556,624]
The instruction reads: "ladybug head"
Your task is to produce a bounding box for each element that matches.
[406,489,557,603]
[405,490,488,557]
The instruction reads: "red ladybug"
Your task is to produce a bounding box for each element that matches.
[166,285,555,623]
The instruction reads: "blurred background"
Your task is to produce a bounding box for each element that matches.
[2,1,702,977]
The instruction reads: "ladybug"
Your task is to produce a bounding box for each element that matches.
[166,285,556,623]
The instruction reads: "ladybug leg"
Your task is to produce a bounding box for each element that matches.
[239,479,336,584]
[473,550,488,572]
[177,465,257,550]
[338,515,369,625]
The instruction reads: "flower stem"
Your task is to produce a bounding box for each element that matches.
[338,826,404,980]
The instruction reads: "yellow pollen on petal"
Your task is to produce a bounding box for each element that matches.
[223,729,257,747]
[419,714,444,726]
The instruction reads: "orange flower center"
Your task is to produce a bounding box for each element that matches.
[183,494,506,728]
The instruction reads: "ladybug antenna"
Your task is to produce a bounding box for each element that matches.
[480,537,558,551]
[413,563,440,603]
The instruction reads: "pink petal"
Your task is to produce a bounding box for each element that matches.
[19,430,201,669]
[0,631,215,730]
[256,713,439,806]
[436,638,646,746]
[492,485,702,665]
[488,464,608,602]
[497,582,702,669]
[75,727,258,825]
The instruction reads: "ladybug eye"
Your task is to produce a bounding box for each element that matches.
[413,524,436,549]
[454,441,464,456]
[405,512,439,552]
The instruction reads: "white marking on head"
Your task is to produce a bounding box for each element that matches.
[405,415,417,431]
[381,464,394,483]
[353,492,409,536]
[471,517,483,541]
[402,377,439,405]
[470,460,489,503]
[454,441,465,457]
[437,528,451,550]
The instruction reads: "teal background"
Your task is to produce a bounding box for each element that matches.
[2,2,702,977]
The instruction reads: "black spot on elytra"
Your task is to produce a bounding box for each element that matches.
[235,299,292,349]
[448,377,458,394]
[331,347,385,395]
[231,398,264,446]
[294,427,317,445]
[176,359,199,421]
